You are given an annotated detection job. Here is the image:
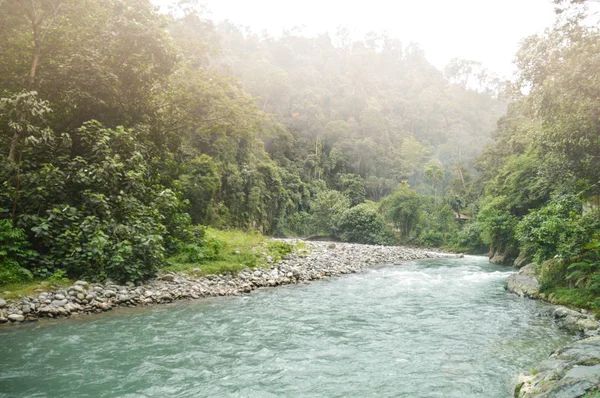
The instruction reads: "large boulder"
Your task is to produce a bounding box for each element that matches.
[507,264,541,299]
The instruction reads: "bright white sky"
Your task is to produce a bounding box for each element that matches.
[155,0,558,78]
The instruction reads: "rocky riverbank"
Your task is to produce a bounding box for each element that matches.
[507,264,600,336]
[514,337,600,397]
[507,264,600,397]
[0,241,457,325]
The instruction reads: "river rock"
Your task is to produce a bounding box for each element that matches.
[514,336,600,397]
[21,304,31,314]
[51,299,68,307]
[70,285,85,293]
[0,299,6,308]
[8,314,25,322]
[54,294,66,300]
[552,306,599,334]
[506,264,540,298]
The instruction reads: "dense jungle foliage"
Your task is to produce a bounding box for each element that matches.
[2,0,600,311]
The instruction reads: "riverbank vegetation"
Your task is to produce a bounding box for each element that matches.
[2,0,600,313]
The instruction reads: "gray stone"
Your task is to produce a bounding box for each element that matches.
[74,280,88,287]
[577,319,599,331]
[506,264,540,298]
[51,299,68,307]
[54,294,66,300]
[515,336,600,397]
[85,293,97,300]
[554,306,584,319]
[0,298,6,308]
[71,285,85,293]
[21,304,31,314]
[7,314,24,322]
[159,274,175,282]
[103,290,116,298]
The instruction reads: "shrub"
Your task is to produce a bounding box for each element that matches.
[336,203,396,245]
[516,195,583,263]
[0,219,35,285]
[447,221,488,254]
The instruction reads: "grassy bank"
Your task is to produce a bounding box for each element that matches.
[164,228,306,277]
[0,229,306,300]
[544,287,600,317]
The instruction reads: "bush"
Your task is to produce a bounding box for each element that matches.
[172,231,223,264]
[0,219,35,285]
[516,195,583,263]
[447,221,488,254]
[266,240,294,261]
[336,203,396,245]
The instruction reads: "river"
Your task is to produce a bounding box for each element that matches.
[0,256,572,397]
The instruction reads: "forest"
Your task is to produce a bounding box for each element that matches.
[0,0,599,311]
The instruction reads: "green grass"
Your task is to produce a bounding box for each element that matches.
[583,391,600,398]
[545,287,600,317]
[0,278,74,300]
[165,228,306,277]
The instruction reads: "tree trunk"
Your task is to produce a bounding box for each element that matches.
[7,132,19,163]
[28,38,41,90]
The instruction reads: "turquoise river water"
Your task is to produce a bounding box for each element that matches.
[0,256,573,397]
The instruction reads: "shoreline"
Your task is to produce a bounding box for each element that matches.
[507,264,600,397]
[0,241,459,326]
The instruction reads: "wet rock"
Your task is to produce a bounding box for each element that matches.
[515,337,600,397]
[8,314,24,322]
[506,264,540,299]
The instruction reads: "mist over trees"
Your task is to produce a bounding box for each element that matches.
[4,0,597,302]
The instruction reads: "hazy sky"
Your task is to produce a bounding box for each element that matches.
[156,0,558,78]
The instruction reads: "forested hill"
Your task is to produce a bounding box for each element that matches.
[210,23,506,195]
[6,0,599,313]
